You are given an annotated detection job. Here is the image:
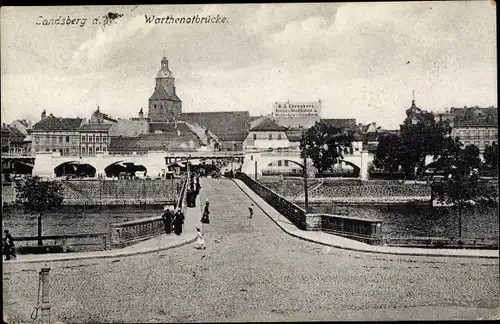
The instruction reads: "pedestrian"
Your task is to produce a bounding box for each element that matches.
[201,200,210,224]
[161,206,173,235]
[173,207,185,235]
[195,227,206,250]
[249,204,254,219]
[3,230,16,260]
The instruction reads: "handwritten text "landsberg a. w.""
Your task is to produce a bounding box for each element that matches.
[145,14,228,24]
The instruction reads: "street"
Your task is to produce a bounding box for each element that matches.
[3,178,499,322]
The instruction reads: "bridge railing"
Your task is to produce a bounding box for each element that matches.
[12,232,109,253]
[383,236,499,249]
[304,213,383,245]
[236,172,386,245]
[109,173,189,248]
[235,172,307,230]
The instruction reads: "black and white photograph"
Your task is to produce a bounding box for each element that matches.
[1,2,498,322]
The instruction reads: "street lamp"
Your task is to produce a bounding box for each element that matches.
[302,130,309,213]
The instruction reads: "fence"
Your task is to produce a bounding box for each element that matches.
[12,233,109,253]
[235,172,307,230]
[109,174,189,248]
[384,236,499,249]
[60,179,182,205]
[310,214,383,245]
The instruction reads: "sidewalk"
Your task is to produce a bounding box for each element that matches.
[233,179,499,259]
[3,197,202,265]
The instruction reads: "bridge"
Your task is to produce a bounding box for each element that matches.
[31,151,246,178]
[241,148,374,180]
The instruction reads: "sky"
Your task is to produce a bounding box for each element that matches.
[1,2,497,129]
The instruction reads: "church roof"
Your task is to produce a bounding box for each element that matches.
[405,100,422,116]
[149,85,182,102]
[32,115,84,131]
[250,118,286,132]
[179,111,250,142]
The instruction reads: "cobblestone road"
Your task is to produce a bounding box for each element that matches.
[3,179,499,322]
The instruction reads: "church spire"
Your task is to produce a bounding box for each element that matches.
[412,90,415,106]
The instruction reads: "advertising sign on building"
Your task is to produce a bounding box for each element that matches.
[272,100,322,118]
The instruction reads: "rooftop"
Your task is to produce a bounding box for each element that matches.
[180,111,250,142]
[109,131,200,152]
[449,106,498,126]
[320,118,358,131]
[250,118,287,132]
[32,115,84,131]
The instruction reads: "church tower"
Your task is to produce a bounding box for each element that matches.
[148,54,182,122]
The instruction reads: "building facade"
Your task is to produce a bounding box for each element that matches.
[79,123,112,155]
[243,118,290,151]
[30,111,84,156]
[435,106,498,152]
[148,55,182,122]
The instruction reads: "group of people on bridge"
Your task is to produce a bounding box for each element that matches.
[161,206,185,236]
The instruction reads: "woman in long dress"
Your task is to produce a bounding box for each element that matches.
[173,208,185,235]
[201,200,210,224]
[195,227,206,249]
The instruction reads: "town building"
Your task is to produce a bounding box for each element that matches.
[30,111,85,156]
[1,126,10,153]
[435,106,498,152]
[148,55,182,122]
[79,123,113,156]
[243,118,289,151]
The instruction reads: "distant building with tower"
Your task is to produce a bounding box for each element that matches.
[148,54,182,122]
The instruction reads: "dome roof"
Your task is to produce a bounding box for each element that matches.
[157,68,173,78]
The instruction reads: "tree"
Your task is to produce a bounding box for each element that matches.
[483,142,498,176]
[399,111,452,178]
[300,121,355,174]
[431,141,491,240]
[15,176,64,245]
[373,133,402,173]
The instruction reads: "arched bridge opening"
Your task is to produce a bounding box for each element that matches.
[104,161,147,179]
[54,161,96,179]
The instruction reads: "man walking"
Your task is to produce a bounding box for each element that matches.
[161,206,174,234]
[3,230,16,260]
[249,204,254,219]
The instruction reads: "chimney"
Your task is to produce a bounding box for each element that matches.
[173,86,176,95]
[41,110,46,120]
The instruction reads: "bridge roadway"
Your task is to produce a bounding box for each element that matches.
[3,179,499,322]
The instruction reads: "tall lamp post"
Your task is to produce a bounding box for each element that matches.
[302,129,309,213]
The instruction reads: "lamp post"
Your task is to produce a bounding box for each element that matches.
[302,130,309,213]
[254,160,258,181]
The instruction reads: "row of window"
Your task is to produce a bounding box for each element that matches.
[81,134,108,143]
[33,134,109,144]
[252,133,284,140]
[462,140,493,147]
[81,146,107,154]
[454,129,498,137]
[34,135,72,144]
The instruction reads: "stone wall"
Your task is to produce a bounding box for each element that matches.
[313,181,431,198]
